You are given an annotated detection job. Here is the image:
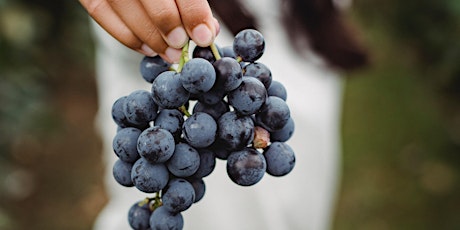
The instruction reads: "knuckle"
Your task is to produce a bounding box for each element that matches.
[149,8,179,33]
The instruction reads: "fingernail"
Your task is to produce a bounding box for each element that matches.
[165,47,182,63]
[140,44,157,56]
[192,24,213,46]
[167,27,188,48]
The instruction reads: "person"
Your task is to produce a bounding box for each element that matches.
[79,0,368,229]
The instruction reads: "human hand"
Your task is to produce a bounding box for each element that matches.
[80,0,220,63]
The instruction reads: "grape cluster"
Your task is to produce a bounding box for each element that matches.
[111,29,296,230]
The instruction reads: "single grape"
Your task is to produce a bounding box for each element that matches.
[233,29,265,62]
[149,206,183,230]
[112,96,130,128]
[208,140,231,160]
[243,62,272,89]
[140,55,171,83]
[264,142,296,176]
[131,158,169,193]
[186,177,206,203]
[255,96,290,132]
[267,80,287,101]
[212,57,243,92]
[226,148,266,186]
[151,71,190,109]
[154,109,184,142]
[166,143,200,177]
[113,159,134,187]
[270,117,295,142]
[228,76,267,116]
[192,45,222,63]
[162,178,195,214]
[190,148,216,178]
[192,99,230,121]
[113,127,141,163]
[123,90,158,126]
[196,86,226,105]
[221,45,236,59]
[182,112,217,148]
[128,200,152,230]
[180,58,216,94]
[217,111,254,151]
[137,126,175,164]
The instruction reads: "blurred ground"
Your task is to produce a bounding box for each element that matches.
[1,0,460,230]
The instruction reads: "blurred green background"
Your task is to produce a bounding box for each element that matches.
[0,0,459,229]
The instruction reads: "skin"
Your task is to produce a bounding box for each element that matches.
[79,0,220,63]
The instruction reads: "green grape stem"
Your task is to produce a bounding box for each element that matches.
[176,40,190,73]
[210,43,221,60]
[140,192,163,212]
[179,104,191,117]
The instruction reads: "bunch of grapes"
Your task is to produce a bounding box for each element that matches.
[111,29,296,230]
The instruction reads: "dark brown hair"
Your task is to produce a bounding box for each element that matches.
[209,0,369,71]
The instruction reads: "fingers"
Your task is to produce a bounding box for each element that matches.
[175,0,219,47]
[80,0,155,56]
[108,0,182,62]
[139,0,188,49]
[80,0,220,63]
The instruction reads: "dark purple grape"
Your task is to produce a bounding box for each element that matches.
[180,58,216,94]
[221,45,236,58]
[192,45,222,63]
[166,143,200,177]
[264,142,296,176]
[212,57,243,92]
[255,96,290,132]
[243,62,272,89]
[137,126,175,164]
[112,96,130,128]
[162,178,195,214]
[182,112,217,148]
[192,99,230,120]
[217,111,254,151]
[226,148,266,186]
[140,55,171,83]
[233,29,265,62]
[123,90,158,128]
[128,200,152,230]
[154,109,184,142]
[113,127,141,163]
[197,86,226,105]
[186,177,206,203]
[149,206,183,230]
[151,71,190,109]
[131,158,169,193]
[190,148,216,178]
[112,159,134,187]
[228,76,267,116]
[270,117,295,142]
[267,80,287,101]
[208,140,231,160]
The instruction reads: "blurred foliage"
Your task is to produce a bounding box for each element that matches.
[1,0,102,229]
[334,0,460,229]
[353,0,460,95]
[0,0,94,156]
